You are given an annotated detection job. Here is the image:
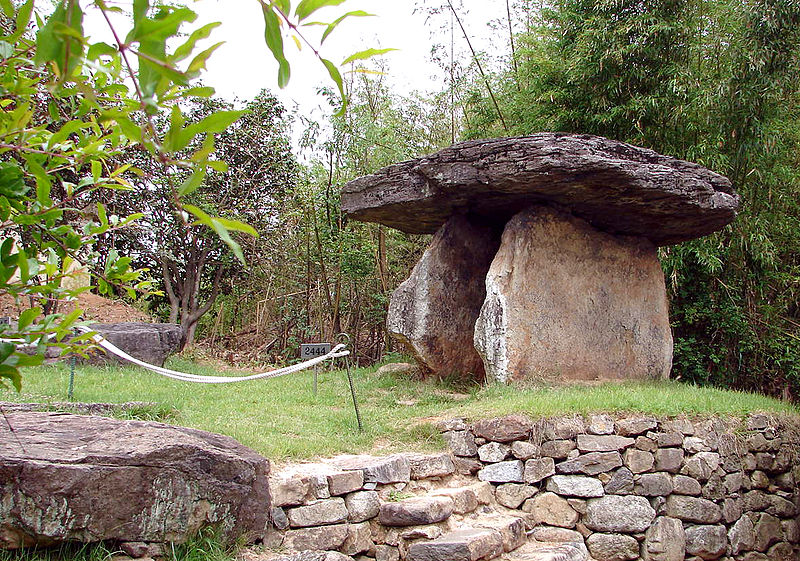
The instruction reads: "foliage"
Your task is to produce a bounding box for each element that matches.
[0,0,381,390]
[463,0,800,399]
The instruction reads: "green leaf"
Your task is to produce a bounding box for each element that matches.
[87,41,117,60]
[34,0,85,76]
[214,216,258,237]
[177,166,206,197]
[321,58,346,115]
[318,10,373,43]
[0,162,27,199]
[0,364,21,392]
[194,110,244,133]
[0,40,12,59]
[0,342,15,364]
[186,41,223,75]
[295,0,346,21]
[261,4,291,88]
[181,86,216,98]
[17,306,40,330]
[0,0,13,19]
[341,48,397,66]
[9,0,34,42]
[173,21,221,62]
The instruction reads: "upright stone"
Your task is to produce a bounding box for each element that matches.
[474,206,672,383]
[387,214,500,381]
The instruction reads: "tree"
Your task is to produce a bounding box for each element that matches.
[463,0,800,398]
[0,0,383,390]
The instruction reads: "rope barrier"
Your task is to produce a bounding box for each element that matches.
[75,328,350,384]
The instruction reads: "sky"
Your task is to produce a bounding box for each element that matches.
[188,1,504,115]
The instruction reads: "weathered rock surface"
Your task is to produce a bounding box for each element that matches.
[473,206,672,383]
[378,496,453,526]
[341,133,738,245]
[584,495,656,532]
[386,214,500,381]
[0,411,270,548]
[88,322,182,366]
[406,528,504,561]
[643,517,685,561]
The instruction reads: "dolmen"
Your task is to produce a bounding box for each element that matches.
[341,134,739,383]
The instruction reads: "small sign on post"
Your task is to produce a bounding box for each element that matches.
[301,343,332,395]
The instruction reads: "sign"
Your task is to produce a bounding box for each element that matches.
[301,343,332,359]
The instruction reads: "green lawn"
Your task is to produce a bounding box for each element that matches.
[3,357,797,461]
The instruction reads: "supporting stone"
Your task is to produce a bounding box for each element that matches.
[387,214,501,381]
[474,206,672,383]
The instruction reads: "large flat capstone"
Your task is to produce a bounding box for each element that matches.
[0,412,270,548]
[474,206,672,382]
[342,134,738,246]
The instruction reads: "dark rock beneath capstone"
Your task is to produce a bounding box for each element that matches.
[387,215,500,381]
[0,411,270,548]
[342,133,738,246]
[86,322,182,367]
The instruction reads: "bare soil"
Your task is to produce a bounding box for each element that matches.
[0,292,152,323]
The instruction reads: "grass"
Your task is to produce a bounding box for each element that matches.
[2,356,798,461]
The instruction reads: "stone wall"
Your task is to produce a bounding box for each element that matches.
[266,413,799,561]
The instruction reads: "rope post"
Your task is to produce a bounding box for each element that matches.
[68,356,76,401]
[313,364,319,396]
[337,333,363,432]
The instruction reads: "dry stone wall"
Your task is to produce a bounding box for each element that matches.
[265,414,799,561]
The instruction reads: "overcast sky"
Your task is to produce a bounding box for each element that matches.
[189,1,505,113]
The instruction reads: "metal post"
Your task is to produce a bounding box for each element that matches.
[337,333,363,432]
[313,364,319,396]
[68,356,76,401]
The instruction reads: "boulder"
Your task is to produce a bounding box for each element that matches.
[386,214,500,381]
[0,411,270,548]
[643,517,685,561]
[474,206,672,383]
[341,134,738,245]
[88,322,182,367]
[584,495,656,533]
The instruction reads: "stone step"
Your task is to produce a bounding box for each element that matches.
[406,528,505,561]
[502,541,591,561]
[379,495,455,527]
[459,513,527,553]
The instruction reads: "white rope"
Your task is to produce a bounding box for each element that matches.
[77,328,350,384]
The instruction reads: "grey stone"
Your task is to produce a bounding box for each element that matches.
[272,507,289,530]
[729,516,756,555]
[752,513,782,552]
[345,491,380,523]
[529,526,584,543]
[750,470,769,489]
[624,448,654,473]
[443,431,479,457]
[495,483,537,509]
[272,551,354,561]
[473,415,533,442]
[701,473,726,501]
[283,524,349,551]
[524,457,556,483]
[767,542,796,561]
[436,418,469,432]
[683,437,711,454]
[406,453,455,479]
[474,206,673,383]
[453,457,483,475]
[400,526,442,540]
[655,448,684,473]
[665,495,721,524]
[661,418,695,435]
[406,528,503,561]
[542,417,586,440]
[341,133,737,245]
[375,545,400,561]
[643,516,685,561]
[742,490,770,511]
[328,455,410,484]
[586,533,639,561]
[378,496,454,527]
[272,474,314,507]
[680,452,720,481]
[724,472,743,493]
[328,470,365,496]
[478,442,511,463]
[588,415,615,435]
[0,411,270,548]
[577,434,635,452]
[87,322,181,367]
[685,525,727,560]
[651,432,684,447]
[721,497,742,524]
[546,475,604,498]
[541,439,576,459]
[557,451,623,475]
[386,215,500,381]
[635,472,673,496]
[672,474,702,496]
[478,460,524,483]
[430,487,478,514]
[287,498,348,528]
[584,495,656,533]
[341,522,373,556]
[511,441,541,460]
[465,482,494,505]
[523,492,579,528]
[782,519,799,544]
[635,436,657,452]
[615,416,658,436]
[470,514,526,552]
[604,467,635,494]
